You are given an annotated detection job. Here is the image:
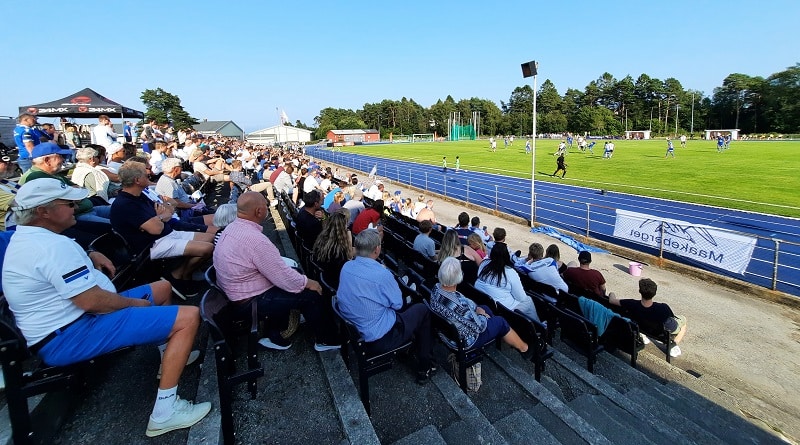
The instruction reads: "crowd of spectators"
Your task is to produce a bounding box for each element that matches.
[0,111,689,438]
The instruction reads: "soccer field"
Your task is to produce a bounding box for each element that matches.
[334,139,800,218]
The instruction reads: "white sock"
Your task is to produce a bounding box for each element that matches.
[151,386,178,422]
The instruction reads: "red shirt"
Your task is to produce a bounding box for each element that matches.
[352,208,381,235]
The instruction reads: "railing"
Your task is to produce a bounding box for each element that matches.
[310,146,800,297]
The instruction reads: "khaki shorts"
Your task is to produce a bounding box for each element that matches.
[150,231,196,259]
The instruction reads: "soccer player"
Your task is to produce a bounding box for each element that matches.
[454,156,460,172]
[525,139,531,154]
[717,135,724,152]
[665,139,675,158]
[442,156,447,173]
[679,134,687,148]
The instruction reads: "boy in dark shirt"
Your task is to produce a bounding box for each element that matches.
[610,278,687,357]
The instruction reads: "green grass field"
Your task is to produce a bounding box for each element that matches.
[335,139,800,218]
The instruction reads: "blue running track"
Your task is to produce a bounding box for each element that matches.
[307,145,800,297]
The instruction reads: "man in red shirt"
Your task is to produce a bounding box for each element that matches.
[352,199,383,235]
[562,251,615,299]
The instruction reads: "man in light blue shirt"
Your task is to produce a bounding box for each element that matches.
[337,229,436,383]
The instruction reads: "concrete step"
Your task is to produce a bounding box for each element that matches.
[547,349,694,445]
[626,387,725,445]
[487,348,611,445]
[431,370,508,445]
[493,409,560,445]
[391,424,447,445]
[568,394,658,445]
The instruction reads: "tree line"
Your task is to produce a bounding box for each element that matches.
[312,63,800,140]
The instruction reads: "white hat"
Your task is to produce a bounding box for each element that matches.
[107,142,124,156]
[11,178,88,210]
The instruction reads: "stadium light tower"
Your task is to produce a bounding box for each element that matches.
[521,60,538,226]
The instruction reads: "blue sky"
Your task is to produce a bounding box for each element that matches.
[1,0,797,133]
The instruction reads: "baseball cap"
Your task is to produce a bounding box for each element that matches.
[107,142,124,156]
[375,180,383,186]
[11,178,88,210]
[394,190,402,196]
[31,142,73,159]
[578,251,592,264]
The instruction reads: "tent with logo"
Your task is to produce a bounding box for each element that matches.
[18,87,144,119]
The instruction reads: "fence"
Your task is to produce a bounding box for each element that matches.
[309,146,800,297]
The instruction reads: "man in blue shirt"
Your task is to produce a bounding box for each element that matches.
[123,121,133,143]
[337,229,435,383]
[13,113,43,173]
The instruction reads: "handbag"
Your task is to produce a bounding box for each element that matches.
[448,353,482,392]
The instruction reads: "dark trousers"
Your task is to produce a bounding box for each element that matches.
[240,286,338,345]
[366,303,433,372]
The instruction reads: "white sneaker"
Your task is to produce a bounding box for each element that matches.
[400,275,409,285]
[314,343,342,352]
[157,350,201,379]
[669,345,682,357]
[640,334,651,345]
[146,397,212,437]
[258,337,292,350]
[408,283,417,291]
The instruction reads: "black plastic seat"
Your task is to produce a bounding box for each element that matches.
[199,286,264,445]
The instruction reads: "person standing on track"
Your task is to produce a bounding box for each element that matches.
[454,156,460,172]
[442,156,447,173]
[552,153,567,178]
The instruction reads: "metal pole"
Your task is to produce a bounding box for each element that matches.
[675,104,679,136]
[772,239,780,291]
[690,93,695,135]
[531,72,538,225]
[585,203,591,238]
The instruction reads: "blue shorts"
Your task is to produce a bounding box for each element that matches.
[472,306,511,348]
[38,284,178,367]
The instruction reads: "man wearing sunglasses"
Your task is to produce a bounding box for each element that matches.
[2,178,211,437]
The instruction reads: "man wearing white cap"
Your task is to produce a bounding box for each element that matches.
[2,178,210,437]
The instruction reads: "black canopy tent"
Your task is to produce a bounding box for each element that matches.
[18,87,144,119]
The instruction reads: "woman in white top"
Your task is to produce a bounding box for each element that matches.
[474,243,540,322]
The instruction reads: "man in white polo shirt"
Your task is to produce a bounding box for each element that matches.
[1,178,210,437]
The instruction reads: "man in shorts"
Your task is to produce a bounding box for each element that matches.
[2,178,209,437]
[111,161,215,298]
[610,278,687,357]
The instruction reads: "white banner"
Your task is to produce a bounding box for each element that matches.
[613,209,756,274]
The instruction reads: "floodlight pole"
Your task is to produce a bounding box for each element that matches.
[690,93,695,135]
[521,60,538,226]
[675,104,679,136]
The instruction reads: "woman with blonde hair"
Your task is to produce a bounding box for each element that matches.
[437,229,482,285]
[312,209,354,288]
[467,233,487,259]
[326,190,345,214]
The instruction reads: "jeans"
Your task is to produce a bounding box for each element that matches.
[77,206,111,225]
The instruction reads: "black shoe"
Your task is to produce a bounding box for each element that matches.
[514,250,522,258]
[415,366,438,385]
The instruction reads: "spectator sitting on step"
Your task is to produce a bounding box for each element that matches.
[336,229,436,384]
[437,229,483,285]
[2,178,209,437]
[609,278,687,357]
[475,243,541,322]
[413,219,438,261]
[214,191,341,352]
[430,257,533,357]
[563,251,615,300]
[192,149,230,183]
[514,243,569,294]
[466,233,487,260]
[343,188,365,226]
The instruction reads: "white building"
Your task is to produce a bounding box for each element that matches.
[247,125,313,144]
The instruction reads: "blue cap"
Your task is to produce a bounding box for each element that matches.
[31,142,73,159]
